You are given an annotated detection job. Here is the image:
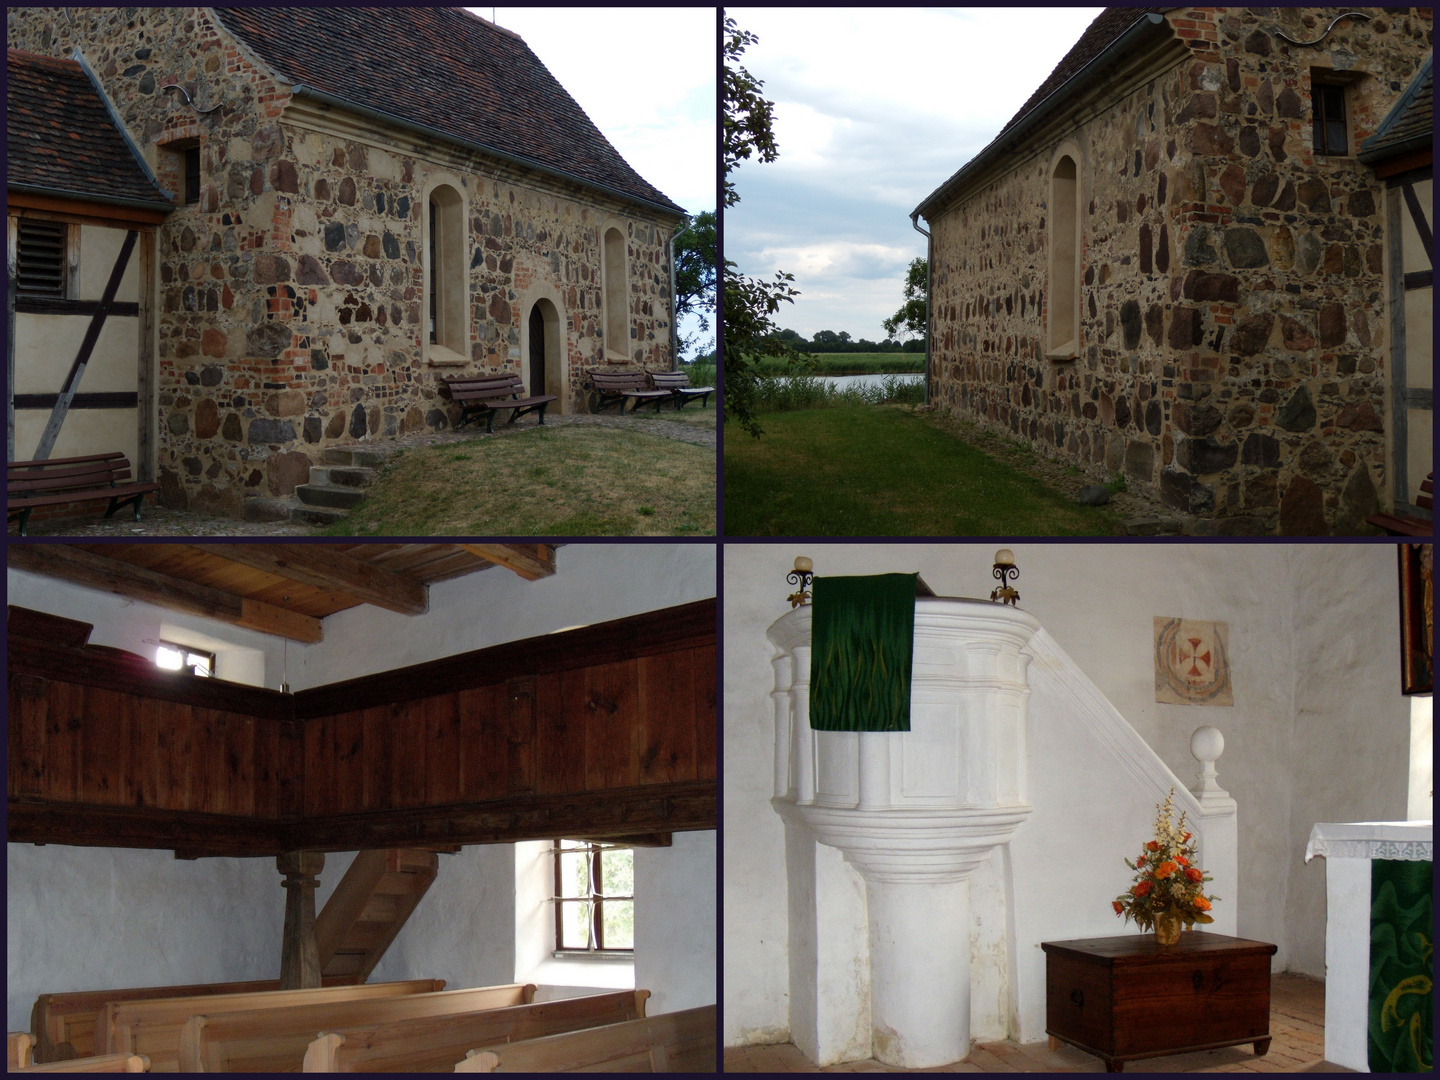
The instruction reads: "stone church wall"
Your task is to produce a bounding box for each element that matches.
[8,8,680,514]
[927,8,1432,534]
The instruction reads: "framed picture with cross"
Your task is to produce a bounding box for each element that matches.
[1153,617,1233,706]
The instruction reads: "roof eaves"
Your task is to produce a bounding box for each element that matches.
[8,180,176,214]
[290,82,686,220]
[1358,53,1433,164]
[915,12,1170,222]
[70,46,176,206]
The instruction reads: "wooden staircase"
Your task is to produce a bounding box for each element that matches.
[315,849,442,981]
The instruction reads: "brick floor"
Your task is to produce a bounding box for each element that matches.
[723,973,1357,1073]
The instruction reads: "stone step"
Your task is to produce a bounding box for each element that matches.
[309,465,377,488]
[290,502,350,527]
[295,482,368,509]
[322,447,390,469]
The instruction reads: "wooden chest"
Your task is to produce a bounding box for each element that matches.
[1041,932,1278,1072]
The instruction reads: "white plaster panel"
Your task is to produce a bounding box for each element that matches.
[6,844,283,1033]
[634,830,717,1014]
[15,314,140,393]
[724,543,1403,1049]
[79,224,141,304]
[12,407,138,468]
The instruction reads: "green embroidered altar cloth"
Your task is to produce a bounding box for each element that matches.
[1369,857,1433,1072]
[809,573,917,732]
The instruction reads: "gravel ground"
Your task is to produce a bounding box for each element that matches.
[13,411,716,538]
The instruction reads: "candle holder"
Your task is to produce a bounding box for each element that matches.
[787,556,814,608]
[989,549,1020,606]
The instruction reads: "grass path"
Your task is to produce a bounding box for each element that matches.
[723,405,1122,536]
[327,423,715,536]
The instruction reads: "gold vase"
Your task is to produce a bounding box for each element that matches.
[1154,908,1183,945]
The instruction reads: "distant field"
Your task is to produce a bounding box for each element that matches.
[755,352,924,375]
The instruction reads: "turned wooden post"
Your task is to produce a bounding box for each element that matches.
[277,851,325,989]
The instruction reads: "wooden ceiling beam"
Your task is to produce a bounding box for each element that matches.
[458,543,556,581]
[8,544,322,643]
[188,544,429,616]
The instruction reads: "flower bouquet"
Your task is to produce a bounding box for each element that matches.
[1113,787,1218,944]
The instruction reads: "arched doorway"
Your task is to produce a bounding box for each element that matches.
[524,298,564,410]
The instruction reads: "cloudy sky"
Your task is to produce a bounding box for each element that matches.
[484,8,717,351]
[726,7,1105,342]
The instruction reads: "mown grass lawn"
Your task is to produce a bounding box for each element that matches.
[324,423,715,537]
[723,405,1122,537]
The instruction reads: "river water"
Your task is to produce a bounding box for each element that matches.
[768,372,924,390]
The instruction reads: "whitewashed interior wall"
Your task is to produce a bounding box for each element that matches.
[6,543,717,1031]
[723,543,1410,1049]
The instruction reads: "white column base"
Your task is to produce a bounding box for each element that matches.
[867,878,971,1068]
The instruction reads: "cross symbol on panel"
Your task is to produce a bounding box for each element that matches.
[1180,636,1212,679]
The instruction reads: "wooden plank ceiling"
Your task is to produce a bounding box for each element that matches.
[6,543,557,643]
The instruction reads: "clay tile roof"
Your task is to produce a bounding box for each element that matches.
[212,7,685,215]
[6,49,174,208]
[1000,7,1171,135]
[1359,54,1433,163]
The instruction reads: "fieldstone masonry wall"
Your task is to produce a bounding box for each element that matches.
[8,7,681,514]
[927,8,1432,534]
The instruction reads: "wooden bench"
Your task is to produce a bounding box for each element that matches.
[303,989,649,1073]
[455,1003,716,1073]
[178,982,535,1073]
[1367,472,1433,535]
[9,1032,35,1070]
[12,1052,150,1073]
[440,374,557,434]
[7,452,160,535]
[648,371,714,411]
[30,975,360,1063]
[587,370,670,414]
[100,978,445,1072]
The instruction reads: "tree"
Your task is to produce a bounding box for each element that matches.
[882,257,929,341]
[722,15,800,437]
[673,211,716,360]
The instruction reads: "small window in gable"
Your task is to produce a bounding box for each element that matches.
[602,227,628,360]
[183,146,201,205]
[15,218,70,298]
[1312,81,1349,156]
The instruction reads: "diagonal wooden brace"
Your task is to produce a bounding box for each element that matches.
[32,229,138,461]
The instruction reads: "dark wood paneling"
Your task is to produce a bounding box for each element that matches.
[6,801,289,855]
[695,644,717,781]
[292,598,715,718]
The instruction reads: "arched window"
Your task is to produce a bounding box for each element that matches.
[603,227,628,360]
[1047,153,1080,359]
[425,182,467,364]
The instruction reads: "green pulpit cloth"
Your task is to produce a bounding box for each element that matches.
[1369,858,1433,1072]
[809,573,917,732]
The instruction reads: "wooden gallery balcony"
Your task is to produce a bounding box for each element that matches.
[6,599,716,857]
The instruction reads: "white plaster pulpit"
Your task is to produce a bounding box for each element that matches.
[1304,820,1434,1072]
[768,597,1040,1069]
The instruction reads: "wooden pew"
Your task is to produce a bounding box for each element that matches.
[31,976,361,1063]
[8,1032,35,1070]
[179,983,536,1073]
[12,1052,149,1073]
[302,989,650,1073]
[455,1004,716,1072]
[100,979,445,1073]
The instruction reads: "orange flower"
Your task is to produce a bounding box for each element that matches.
[1133,880,1153,897]
[1146,841,1160,852]
[1194,895,1211,911]
[1156,861,1177,878]
[1136,854,1146,865]
[1185,867,1203,883]
[1176,855,1189,867]
[1112,900,1124,915]
[1182,832,1191,841]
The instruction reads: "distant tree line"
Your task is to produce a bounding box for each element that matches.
[767,328,926,353]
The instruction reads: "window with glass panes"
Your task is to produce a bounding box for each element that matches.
[156,641,215,677]
[552,840,633,956]
[1312,82,1348,156]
